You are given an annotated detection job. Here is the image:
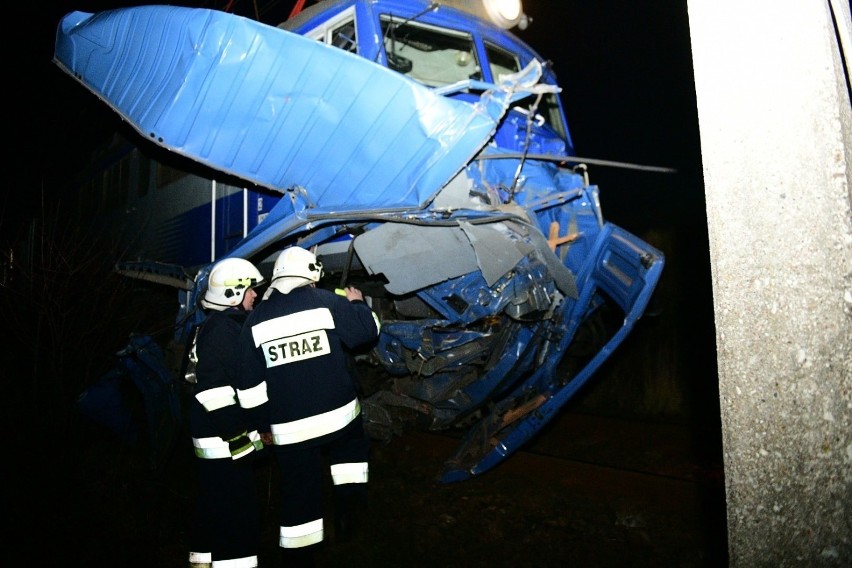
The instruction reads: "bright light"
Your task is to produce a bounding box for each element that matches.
[482,0,524,29]
[495,0,521,20]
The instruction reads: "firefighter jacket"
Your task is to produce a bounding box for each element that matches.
[190,308,267,459]
[239,286,380,446]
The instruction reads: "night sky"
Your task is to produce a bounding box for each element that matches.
[522,1,704,232]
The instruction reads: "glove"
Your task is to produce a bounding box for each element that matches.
[226,432,256,461]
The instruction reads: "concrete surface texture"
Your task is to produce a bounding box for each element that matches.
[687,0,852,565]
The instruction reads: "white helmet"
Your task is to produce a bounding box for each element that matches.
[201,258,264,310]
[269,246,323,294]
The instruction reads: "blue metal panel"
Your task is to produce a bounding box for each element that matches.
[55,1,668,482]
[441,224,665,482]
[54,5,535,210]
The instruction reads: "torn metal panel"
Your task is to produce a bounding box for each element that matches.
[354,224,478,295]
[53,1,666,483]
[457,220,527,285]
[54,6,543,210]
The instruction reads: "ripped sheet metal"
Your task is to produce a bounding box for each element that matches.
[54,5,542,210]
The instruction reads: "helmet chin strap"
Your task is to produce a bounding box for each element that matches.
[271,274,313,282]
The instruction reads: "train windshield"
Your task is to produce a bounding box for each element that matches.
[380,17,480,86]
[484,40,567,140]
[379,16,567,141]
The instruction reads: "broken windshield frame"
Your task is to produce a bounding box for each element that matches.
[378,15,566,141]
[296,4,569,151]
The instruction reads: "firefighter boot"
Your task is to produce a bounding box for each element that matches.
[334,485,366,543]
[280,545,316,568]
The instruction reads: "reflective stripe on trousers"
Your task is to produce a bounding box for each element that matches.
[271,398,359,445]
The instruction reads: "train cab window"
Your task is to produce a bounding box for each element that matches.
[484,41,520,82]
[536,92,568,140]
[379,17,479,87]
[330,21,357,52]
[304,7,357,54]
[485,41,567,140]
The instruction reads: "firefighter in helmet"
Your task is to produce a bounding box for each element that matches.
[239,246,380,567]
[188,257,268,568]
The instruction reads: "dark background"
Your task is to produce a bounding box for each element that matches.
[6,1,721,565]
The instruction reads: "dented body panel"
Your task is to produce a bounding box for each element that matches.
[54,0,663,481]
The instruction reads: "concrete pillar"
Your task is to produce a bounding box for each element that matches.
[686,0,851,565]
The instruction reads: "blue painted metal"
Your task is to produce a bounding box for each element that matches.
[441,224,665,481]
[54,0,665,481]
[54,5,533,209]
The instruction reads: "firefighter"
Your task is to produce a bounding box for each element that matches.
[239,246,380,567]
[187,257,268,568]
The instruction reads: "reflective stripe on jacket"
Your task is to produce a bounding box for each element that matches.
[193,429,264,459]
